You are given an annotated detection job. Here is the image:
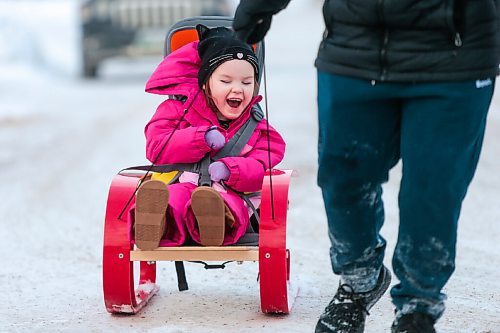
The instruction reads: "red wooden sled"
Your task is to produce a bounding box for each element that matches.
[102,17,296,315]
[103,169,295,314]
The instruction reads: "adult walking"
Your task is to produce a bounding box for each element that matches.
[232,1,499,332]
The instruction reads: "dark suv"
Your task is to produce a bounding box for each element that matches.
[80,0,234,77]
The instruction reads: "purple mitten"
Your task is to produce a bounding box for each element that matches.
[208,161,230,182]
[205,126,225,150]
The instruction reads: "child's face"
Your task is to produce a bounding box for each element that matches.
[206,59,255,121]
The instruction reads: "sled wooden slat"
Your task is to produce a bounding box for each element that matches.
[130,246,259,261]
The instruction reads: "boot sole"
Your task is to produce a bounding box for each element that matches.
[135,180,169,250]
[191,187,225,246]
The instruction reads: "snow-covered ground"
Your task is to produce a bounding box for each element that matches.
[1,1,499,332]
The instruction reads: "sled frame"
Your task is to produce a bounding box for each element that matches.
[102,15,294,316]
[103,169,295,315]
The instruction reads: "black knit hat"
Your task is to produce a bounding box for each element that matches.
[196,24,259,88]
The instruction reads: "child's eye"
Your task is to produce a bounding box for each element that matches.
[242,81,252,85]
[220,80,230,84]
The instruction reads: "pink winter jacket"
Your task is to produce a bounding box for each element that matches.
[144,41,286,193]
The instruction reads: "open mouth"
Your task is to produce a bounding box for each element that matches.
[227,98,242,108]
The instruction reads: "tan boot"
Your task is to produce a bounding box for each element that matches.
[191,186,225,246]
[134,180,169,250]
[224,205,235,229]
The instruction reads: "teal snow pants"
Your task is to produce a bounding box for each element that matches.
[317,71,495,319]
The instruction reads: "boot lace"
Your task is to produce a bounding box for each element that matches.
[327,284,370,316]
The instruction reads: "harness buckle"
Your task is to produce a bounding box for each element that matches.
[251,106,264,121]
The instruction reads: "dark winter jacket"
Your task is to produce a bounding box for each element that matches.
[236,0,500,82]
[316,0,500,82]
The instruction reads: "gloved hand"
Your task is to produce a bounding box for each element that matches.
[233,11,272,44]
[208,161,230,182]
[233,0,291,44]
[205,126,225,150]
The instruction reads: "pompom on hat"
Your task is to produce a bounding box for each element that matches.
[196,24,259,88]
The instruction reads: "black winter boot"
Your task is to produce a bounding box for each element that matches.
[391,312,436,333]
[315,266,391,333]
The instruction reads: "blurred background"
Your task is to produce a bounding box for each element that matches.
[0,0,237,78]
[0,0,499,332]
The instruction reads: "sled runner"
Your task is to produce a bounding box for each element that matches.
[103,16,295,315]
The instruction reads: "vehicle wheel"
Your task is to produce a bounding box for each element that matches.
[83,61,98,78]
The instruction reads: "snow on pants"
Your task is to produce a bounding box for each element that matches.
[317,71,495,319]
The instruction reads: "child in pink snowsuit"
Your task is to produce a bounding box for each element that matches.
[133,24,286,249]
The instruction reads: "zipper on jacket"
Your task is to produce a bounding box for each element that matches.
[377,0,388,81]
[454,32,462,47]
[446,0,462,47]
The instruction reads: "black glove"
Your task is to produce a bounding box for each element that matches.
[233,0,291,44]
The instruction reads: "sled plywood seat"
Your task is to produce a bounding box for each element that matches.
[130,246,259,261]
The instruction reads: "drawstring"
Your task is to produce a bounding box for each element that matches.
[262,61,275,220]
[332,284,370,316]
[117,89,202,220]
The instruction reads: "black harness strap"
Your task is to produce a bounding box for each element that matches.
[198,153,212,186]
[127,105,265,289]
[174,261,189,291]
[195,105,264,187]
[188,260,233,269]
[120,105,264,181]
[213,105,264,160]
[172,108,264,288]
[120,162,201,174]
[239,192,261,233]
